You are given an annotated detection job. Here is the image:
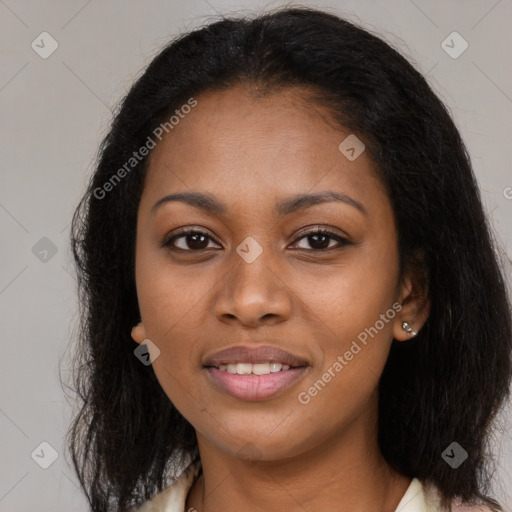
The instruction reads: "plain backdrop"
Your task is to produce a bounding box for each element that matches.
[1,0,511,510]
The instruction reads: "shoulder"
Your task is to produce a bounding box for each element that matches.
[130,469,498,512]
[396,478,497,512]
[450,497,498,512]
[129,459,202,512]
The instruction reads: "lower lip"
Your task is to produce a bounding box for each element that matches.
[205,367,308,401]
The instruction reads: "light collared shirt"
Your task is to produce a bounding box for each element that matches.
[132,460,494,512]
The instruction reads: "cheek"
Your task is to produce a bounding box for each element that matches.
[137,274,207,372]
[134,250,207,389]
[292,242,399,397]
[135,240,214,336]
[136,271,206,415]
[295,246,398,344]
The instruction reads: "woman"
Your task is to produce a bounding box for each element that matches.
[67,7,512,511]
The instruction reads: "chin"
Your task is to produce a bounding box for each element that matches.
[209,427,309,462]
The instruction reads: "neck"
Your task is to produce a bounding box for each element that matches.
[185,411,410,512]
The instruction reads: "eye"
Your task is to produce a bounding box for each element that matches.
[162,228,221,252]
[289,228,351,252]
[162,226,351,253]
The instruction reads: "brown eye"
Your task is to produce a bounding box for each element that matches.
[163,228,221,251]
[162,227,351,254]
[289,228,351,251]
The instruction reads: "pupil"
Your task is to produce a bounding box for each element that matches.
[188,233,208,249]
[184,233,331,250]
[310,234,329,249]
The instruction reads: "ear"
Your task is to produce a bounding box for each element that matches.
[393,252,430,341]
[131,321,147,345]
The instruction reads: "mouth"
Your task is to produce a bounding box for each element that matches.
[210,361,298,375]
[203,345,309,401]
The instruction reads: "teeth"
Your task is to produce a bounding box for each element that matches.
[236,363,252,375]
[270,362,282,372]
[219,362,293,374]
[252,363,270,375]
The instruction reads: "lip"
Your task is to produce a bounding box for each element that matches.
[205,366,308,401]
[203,345,309,401]
[203,345,308,368]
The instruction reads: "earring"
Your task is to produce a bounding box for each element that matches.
[402,322,417,337]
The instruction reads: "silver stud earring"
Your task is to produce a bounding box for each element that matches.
[402,322,417,336]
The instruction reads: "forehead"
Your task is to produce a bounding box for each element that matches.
[142,84,386,213]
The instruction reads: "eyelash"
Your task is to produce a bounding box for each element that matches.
[162,227,352,253]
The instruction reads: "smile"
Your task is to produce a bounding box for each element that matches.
[205,366,308,401]
[215,361,292,375]
[203,344,310,401]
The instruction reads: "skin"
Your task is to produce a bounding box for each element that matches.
[131,84,429,511]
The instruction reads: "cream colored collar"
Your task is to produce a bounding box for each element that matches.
[134,460,488,512]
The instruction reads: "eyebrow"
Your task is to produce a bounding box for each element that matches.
[151,190,367,217]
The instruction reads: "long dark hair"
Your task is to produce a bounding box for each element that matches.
[66,6,512,511]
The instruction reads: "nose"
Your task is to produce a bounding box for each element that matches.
[212,245,293,328]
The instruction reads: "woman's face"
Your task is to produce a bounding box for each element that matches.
[132,84,421,462]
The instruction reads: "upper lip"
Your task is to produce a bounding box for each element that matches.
[203,345,309,368]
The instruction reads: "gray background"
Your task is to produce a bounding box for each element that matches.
[1,0,511,510]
